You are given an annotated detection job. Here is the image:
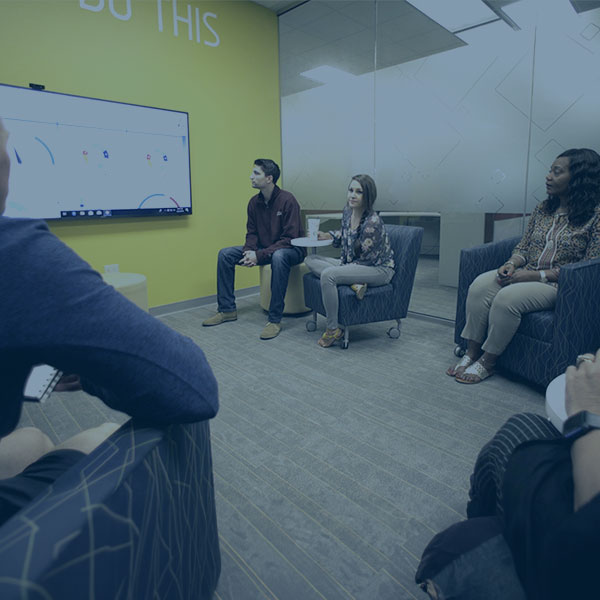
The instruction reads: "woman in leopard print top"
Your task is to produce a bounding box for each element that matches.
[448,148,600,383]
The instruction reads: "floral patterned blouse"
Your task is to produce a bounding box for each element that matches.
[513,204,600,278]
[330,206,395,269]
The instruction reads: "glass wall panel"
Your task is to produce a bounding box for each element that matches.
[374,0,537,318]
[279,1,376,213]
[279,1,542,320]
[528,2,600,213]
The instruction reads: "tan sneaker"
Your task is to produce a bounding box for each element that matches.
[260,322,281,340]
[202,311,237,326]
[350,283,367,300]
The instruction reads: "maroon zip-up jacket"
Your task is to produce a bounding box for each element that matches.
[242,185,306,264]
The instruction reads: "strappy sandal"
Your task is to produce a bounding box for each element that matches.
[455,360,494,384]
[446,355,474,377]
[350,283,367,300]
[318,328,344,348]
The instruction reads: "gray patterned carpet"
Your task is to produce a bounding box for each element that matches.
[19,294,545,600]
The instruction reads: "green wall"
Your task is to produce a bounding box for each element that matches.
[0,0,281,307]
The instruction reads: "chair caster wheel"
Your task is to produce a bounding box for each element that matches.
[341,341,349,349]
[454,345,465,357]
[387,327,400,339]
[306,321,317,332]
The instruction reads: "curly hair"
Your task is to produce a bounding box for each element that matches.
[542,148,600,226]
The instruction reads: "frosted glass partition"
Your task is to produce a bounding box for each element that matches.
[279,0,376,207]
[373,2,536,292]
[526,4,600,213]
[372,20,534,215]
[279,0,600,318]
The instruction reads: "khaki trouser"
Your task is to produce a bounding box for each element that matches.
[461,269,557,355]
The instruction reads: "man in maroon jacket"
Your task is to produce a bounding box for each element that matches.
[203,159,305,339]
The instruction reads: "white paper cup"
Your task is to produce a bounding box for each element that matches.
[307,218,320,240]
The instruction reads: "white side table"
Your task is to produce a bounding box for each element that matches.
[291,237,333,254]
[102,272,148,312]
[545,373,567,433]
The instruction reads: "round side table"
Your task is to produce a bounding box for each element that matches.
[545,373,567,433]
[102,272,148,312]
[291,237,333,254]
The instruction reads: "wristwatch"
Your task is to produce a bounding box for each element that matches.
[563,410,600,441]
[539,270,548,283]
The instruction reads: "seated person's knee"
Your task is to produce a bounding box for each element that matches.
[321,267,337,285]
[54,422,120,455]
[490,288,520,314]
[270,249,287,267]
[0,427,54,479]
[304,254,318,268]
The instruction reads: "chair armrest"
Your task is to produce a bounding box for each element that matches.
[0,419,220,599]
[554,257,600,361]
[454,237,520,345]
[0,421,163,583]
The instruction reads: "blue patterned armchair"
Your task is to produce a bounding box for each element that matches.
[0,420,220,600]
[454,236,600,387]
[303,224,424,348]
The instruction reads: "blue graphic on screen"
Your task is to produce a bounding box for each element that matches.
[0,84,192,219]
[35,137,55,164]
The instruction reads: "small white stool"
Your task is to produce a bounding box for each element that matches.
[102,272,148,312]
[259,263,310,315]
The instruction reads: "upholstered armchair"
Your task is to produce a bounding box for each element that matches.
[0,420,221,600]
[454,236,600,387]
[303,224,424,348]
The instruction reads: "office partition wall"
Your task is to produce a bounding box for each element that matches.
[279,0,600,319]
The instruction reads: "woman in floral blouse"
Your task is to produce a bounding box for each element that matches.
[305,174,395,347]
[448,148,600,383]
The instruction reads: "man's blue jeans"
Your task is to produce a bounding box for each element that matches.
[216,246,304,323]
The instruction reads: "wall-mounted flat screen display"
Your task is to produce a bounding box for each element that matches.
[0,83,192,220]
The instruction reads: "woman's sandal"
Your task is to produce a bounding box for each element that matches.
[446,355,474,377]
[350,283,367,300]
[318,328,344,348]
[455,360,494,384]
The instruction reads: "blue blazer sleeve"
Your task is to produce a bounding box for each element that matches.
[0,218,218,436]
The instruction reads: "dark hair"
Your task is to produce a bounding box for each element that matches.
[349,174,377,215]
[541,148,600,226]
[254,158,280,185]
[349,174,377,258]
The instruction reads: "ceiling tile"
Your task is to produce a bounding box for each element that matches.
[279,28,327,56]
[375,40,418,69]
[299,11,367,42]
[328,1,377,27]
[404,29,462,53]
[280,1,336,27]
[376,13,438,43]
[327,31,377,57]
[278,0,469,95]
[406,0,496,32]
[251,1,310,16]
[280,76,323,96]
[376,0,419,21]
